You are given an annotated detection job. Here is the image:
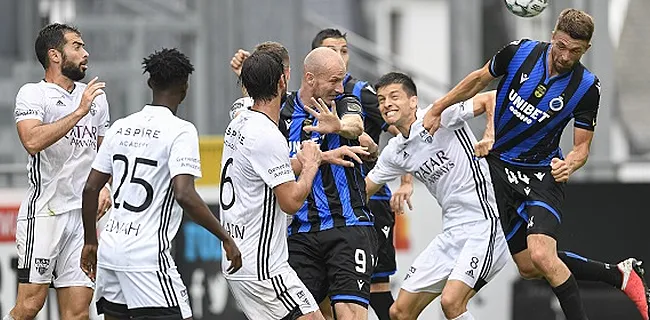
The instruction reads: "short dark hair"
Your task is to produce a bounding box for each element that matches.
[254,41,290,68]
[240,51,284,102]
[142,48,194,91]
[375,72,417,97]
[35,23,81,69]
[554,8,595,42]
[311,28,347,49]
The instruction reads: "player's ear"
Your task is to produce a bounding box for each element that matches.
[409,95,418,110]
[278,74,287,92]
[48,48,61,65]
[305,72,314,86]
[147,78,153,89]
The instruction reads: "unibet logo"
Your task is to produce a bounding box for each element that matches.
[507,89,551,125]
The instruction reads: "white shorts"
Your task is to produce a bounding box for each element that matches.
[227,269,319,320]
[402,219,509,294]
[15,209,93,288]
[95,266,192,319]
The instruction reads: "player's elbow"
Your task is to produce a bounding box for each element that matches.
[174,188,195,208]
[278,198,302,215]
[82,181,102,198]
[22,139,42,156]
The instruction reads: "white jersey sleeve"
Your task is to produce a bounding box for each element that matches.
[92,125,115,175]
[247,132,294,188]
[95,94,111,136]
[14,84,44,122]
[440,98,475,129]
[168,124,202,178]
[367,143,405,185]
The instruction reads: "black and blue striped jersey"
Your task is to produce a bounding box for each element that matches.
[488,39,600,166]
[280,91,372,235]
[342,73,392,201]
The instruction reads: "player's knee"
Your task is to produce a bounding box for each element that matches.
[60,308,90,320]
[528,248,557,274]
[389,302,411,320]
[14,297,46,318]
[440,292,466,319]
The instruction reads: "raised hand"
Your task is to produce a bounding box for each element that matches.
[77,77,105,117]
[230,49,251,77]
[303,98,342,135]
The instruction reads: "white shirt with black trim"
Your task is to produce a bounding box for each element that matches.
[368,99,499,230]
[220,109,295,281]
[14,81,110,218]
[91,105,201,271]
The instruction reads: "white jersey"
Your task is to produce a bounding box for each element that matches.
[220,109,295,281]
[91,105,202,271]
[14,81,110,218]
[368,99,499,230]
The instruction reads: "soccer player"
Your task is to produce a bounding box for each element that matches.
[278,47,376,320]
[6,23,111,320]
[221,50,325,320]
[311,29,407,320]
[79,48,242,319]
[365,72,508,320]
[422,8,649,320]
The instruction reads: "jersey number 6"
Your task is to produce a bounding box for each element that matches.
[220,157,236,210]
[112,154,158,212]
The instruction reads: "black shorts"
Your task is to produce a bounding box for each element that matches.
[368,200,396,283]
[96,298,182,320]
[288,225,378,307]
[487,155,565,255]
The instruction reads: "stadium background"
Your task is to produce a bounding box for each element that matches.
[0,0,647,319]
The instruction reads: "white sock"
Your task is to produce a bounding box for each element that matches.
[3,315,15,320]
[450,311,475,320]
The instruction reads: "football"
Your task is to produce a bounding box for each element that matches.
[504,0,548,18]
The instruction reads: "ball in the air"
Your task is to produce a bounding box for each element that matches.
[504,0,548,18]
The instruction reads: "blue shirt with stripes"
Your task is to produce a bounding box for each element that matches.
[488,39,601,166]
[280,91,373,235]
[340,73,392,201]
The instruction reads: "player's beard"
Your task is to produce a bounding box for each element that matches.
[61,54,86,81]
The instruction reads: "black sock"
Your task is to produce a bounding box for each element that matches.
[552,274,589,320]
[370,291,394,320]
[559,251,622,288]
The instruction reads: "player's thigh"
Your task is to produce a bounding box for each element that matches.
[324,226,378,308]
[15,215,63,286]
[118,269,192,320]
[440,280,476,311]
[288,232,329,303]
[53,209,94,290]
[368,200,397,283]
[392,289,439,318]
[332,302,368,319]
[400,227,463,295]
[449,220,510,293]
[228,269,319,320]
[486,155,528,255]
[56,286,93,318]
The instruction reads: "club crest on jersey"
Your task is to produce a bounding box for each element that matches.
[418,130,433,144]
[34,258,50,275]
[534,84,547,98]
[89,102,97,116]
[549,96,564,112]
